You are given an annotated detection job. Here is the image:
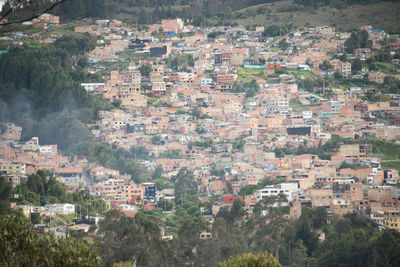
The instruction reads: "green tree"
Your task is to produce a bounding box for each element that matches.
[295,208,318,256]
[263,24,289,37]
[319,60,333,72]
[174,168,198,209]
[177,215,209,265]
[0,175,12,214]
[96,210,174,267]
[352,57,362,74]
[139,64,152,77]
[278,38,290,50]
[138,8,148,24]
[152,165,164,180]
[151,135,163,145]
[158,199,174,211]
[344,30,369,53]
[216,251,282,267]
[0,213,103,266]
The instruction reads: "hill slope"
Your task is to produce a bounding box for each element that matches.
[233,0,400,33]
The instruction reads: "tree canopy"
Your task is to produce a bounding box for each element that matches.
[0,212,103,266]
[0,36,112,149]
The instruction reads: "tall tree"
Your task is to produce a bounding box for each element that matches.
[0,213,103,266]
[0,175,12,214]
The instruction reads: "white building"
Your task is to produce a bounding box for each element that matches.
[81,83,105,92]
[39,145,57,154]
[262,94,289,113]
[0,1,5,12]
[257,183,299,202]
[45,203,75,215]
[303,110,313,119]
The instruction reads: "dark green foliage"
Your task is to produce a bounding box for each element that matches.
[0,212,103,266]
[314,218,400,267]
[0,175,12,214]
[177,215,209,263]
[166,54,194,70]
[274,135,357,160]
[232,138,245,152]
[274,147,295,158]
[151,135,164,145]
[173,168,199,214]
[339,161,365,170]
[216,251,282,267]
[232,80,260,97]
[188,139,213,150]
[263,24,291,37]
[0,37,112,149]
[95,210,176,267]
[344,30,369,53]
[207,31,225,39]
[333,71,344,80]
[238,184,259,196]
[383,76,400,94]
[14,170,106,216]
[319,60,333,71]
[152,165,164,180]
[375,49,391,62]
[278,38,290,50]
[210,165,225,178]
[15,170,69,205]
[296,77,325,92]
[253,194,288,218]
[368,138,400,160]
[138,8,149,24]
[92,201,400,267]
[216,199,247,227]
[191,106,202,119]
[139,64,152,77]
[352,57,363,74]
[158,199,174,211]
[71,142,151,183]
[158,149,182,159]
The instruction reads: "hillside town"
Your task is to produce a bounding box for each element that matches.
[1,15,400,236]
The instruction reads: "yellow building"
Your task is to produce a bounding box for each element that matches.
[0,162,26,175]
[146,122,159,134]
[249,118,258,129]
[384,210,400,231]
[223,100,242,114]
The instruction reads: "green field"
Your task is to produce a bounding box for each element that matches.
[237,68,267,82]
[381,160,400,171]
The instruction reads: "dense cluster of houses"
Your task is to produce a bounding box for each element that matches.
[2,18,400,232]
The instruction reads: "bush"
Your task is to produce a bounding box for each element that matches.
[216,251,282,267]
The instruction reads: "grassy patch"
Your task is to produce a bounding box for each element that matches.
[158,149,182,159]
[358,139,400,160]
[375,62,399,75]
[381,160,400,171]
[290,100,308,111]
[289,100,318,111]
[0,24,42,35]
[147,95,162,105]
[287,70,314,80]
[59,213,76,223]
[117,51,135,61]
[237,68,266,82]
